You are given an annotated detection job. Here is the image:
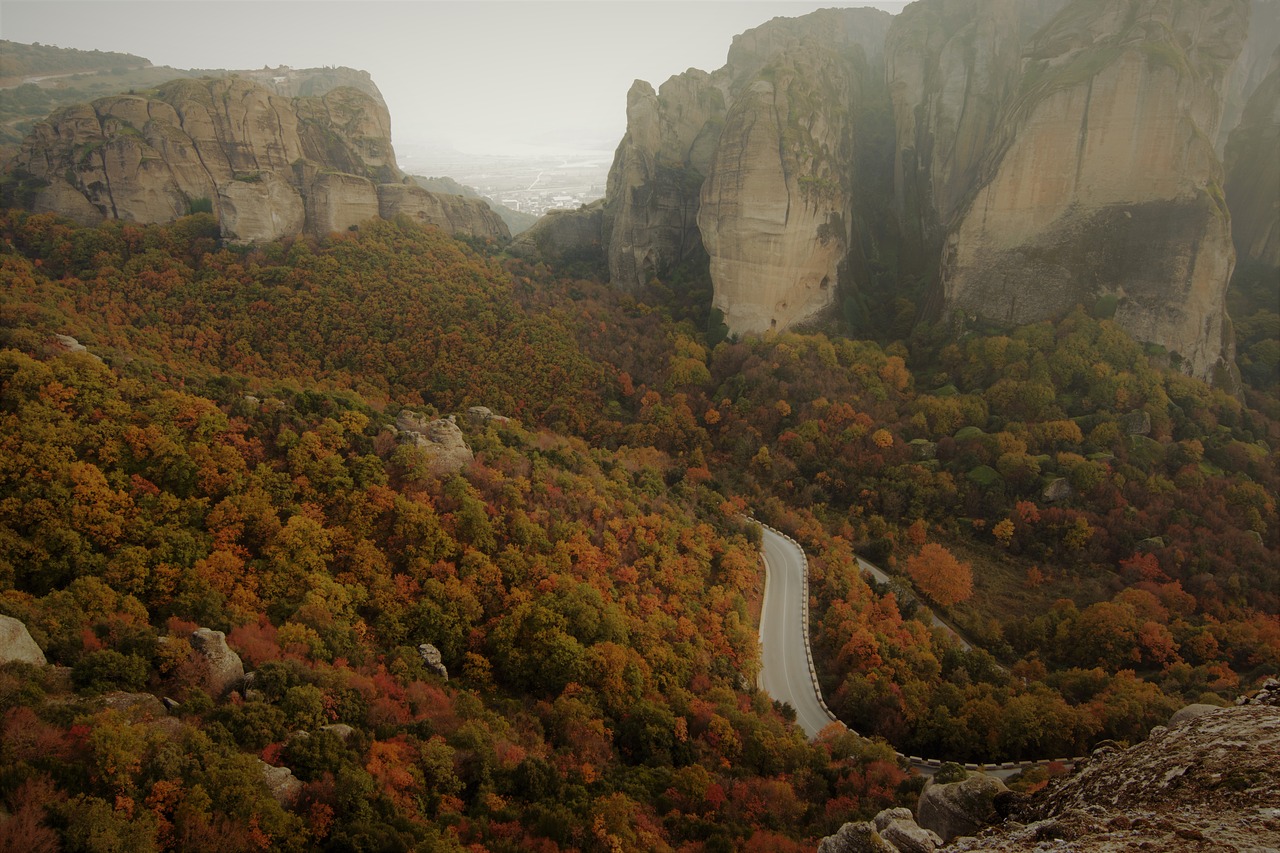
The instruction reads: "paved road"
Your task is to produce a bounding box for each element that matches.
[758,527,1065,775]
[758,526,835,738]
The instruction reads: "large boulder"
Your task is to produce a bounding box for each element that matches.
[396,412,474,476]
[875,807,942,853]
[917,772,1007,843]
[189,628,244,698]
[817,820,898,853]
[258,760,303,807]
[417,643,448,680]
[0,615,47,665]
[1169,702,1224,726]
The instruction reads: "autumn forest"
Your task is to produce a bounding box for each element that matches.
[0,210,1277,851]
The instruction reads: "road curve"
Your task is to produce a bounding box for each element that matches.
[757,523,1080,777]
[757,525,836,738]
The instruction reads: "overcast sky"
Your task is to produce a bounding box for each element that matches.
[2,1,907,155]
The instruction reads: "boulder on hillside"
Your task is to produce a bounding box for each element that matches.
[100,691,168,719]
[189,628,244,697]
[1169,703,1224,726]
[0,615,47,665]
[396,412,474,476]
[258,759,303,807]
[917,773,1007,843]
[875,807,942,853]
[817,819,898,853]
[418,643,448,680]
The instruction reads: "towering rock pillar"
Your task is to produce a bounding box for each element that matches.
[934,0,1249,384]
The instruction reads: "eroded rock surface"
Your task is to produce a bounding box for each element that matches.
[916,773,1007,842]
[1224,45,1280,269]
[935,0,1247,384]
[189,627,244,698]
[396,412,474,476]
[7,74,508,243]
[948,690,1280,851]
[0,615,46,665]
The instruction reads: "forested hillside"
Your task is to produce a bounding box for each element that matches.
[0,209,1275,849]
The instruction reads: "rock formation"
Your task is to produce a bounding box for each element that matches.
[886,0,1068,270]
[395,411,474,476]
[945,685,1280,851]
[916,772,1007,842]
[509,200,605,267]
[189,627,245,697]
[1217,0,1280,152]
[532,0,1254,386]
[0,614,47,665]
[258,759,303,807]
[418,643,449,680]
[1224,45,1280,269]
[927,0,1248,384]
[819,807,943,853]
[605,71,727,292]
[6,74,508,243]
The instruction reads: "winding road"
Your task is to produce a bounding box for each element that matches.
[757,525,836,738]
[756,521,1077,777]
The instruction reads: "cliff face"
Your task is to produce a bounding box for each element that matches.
[1224,46,1280,269]
[600,8,893,332]
[604,72,726,292]
[927,0,1248,383]
[886,0,1068,264]
[697,11,878,334]
[7,75,508,243]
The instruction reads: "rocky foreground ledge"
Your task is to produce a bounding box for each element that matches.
[820,680,1280,852]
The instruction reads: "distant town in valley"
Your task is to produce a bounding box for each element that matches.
[398,142,610,217]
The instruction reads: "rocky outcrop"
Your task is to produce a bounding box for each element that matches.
[7,74,507,243]
[1224,46,1280,269]
[189,627,244,697]
[886,0,1068,266]
[378,182,510,240]
[417,643,448,680]
[699,10,893,334]
[217,171,306,243]
[916,772,1007,842]
[605,72,727,292]
[1217,0,1280,151]
[947,690,1280,851]
[932,0,1248,385]
[258,760,303,807]
[0,615,46,665]
[395,412,474,476]
[509,200,605,265]
[819,807,942,853]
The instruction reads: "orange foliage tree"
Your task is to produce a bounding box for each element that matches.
[904,543,973,606]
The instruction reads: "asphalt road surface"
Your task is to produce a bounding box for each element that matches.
[757,526,835,738]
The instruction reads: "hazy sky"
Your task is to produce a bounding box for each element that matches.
[2,1,907,156]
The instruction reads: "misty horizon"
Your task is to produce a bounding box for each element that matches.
[1,1,910,158]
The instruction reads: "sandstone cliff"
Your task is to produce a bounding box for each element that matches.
[6,75,508,243]
[1217,0,1280,152]
[598,7,893,333]
[604,71,727,292]
[1224,46,1280,269]
[886,0,1068,267]
[932,0,1248,384]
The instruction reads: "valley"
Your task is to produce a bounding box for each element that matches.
[0,2,1277,850]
